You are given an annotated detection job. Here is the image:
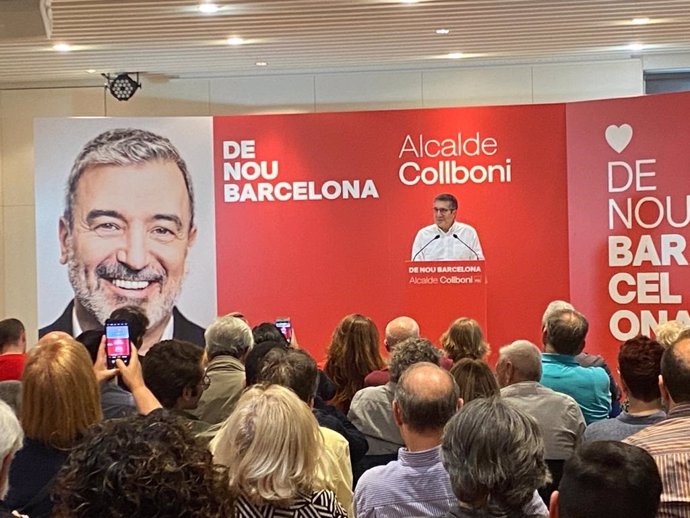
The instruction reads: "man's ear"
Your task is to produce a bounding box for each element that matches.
[659,375,672,406]
[59,217,70,265]
[496,360,513,387]
[181,385,197,404]
[549,491,560,518]
[187,225,198,248]
[393,399,404,427]
[456,398,464,411]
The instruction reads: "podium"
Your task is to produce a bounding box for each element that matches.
[402,261,488,346]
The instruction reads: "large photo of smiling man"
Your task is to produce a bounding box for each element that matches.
[36,119,215,353]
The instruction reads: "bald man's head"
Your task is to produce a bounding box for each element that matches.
[661,335,690,405]
[394,362,460,433]
[385,316,420,352]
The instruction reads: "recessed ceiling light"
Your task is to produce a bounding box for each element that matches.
[628,42,645,51]
[400,0,420,4]
[255,61,268,67]
[198,3,220,14]
[447,52,464,59]
[86,69,96,74]
[52,43,72,52]
[436,28,450,35]
[226,37,245,46]
[631,17,651,25]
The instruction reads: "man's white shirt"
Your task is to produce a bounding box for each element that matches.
[411,221,484,261]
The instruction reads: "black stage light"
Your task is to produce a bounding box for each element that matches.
[103,73,141,101]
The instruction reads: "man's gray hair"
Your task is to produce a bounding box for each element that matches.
[541,300,574,328]
[389,337,441,383]
[0,399,23,483]
[204,315,254,360]
[395,362,459,433]
[64,128,195,229]
[498,340,542,382]
[442,397,549,513]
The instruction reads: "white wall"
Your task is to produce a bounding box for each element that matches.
[0,58,645,342]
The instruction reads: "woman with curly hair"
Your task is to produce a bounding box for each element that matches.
[441,317,490,364]
[323,314,384,413]
[211,384,347,518]
[52,411,233,518]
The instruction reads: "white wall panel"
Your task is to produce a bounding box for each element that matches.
[210,75,316,115]
[533,60,643,103]
[315,71,422,112]
[423,66,533,107]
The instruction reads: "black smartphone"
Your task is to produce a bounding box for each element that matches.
[104,319,131,369]
[275,317,292,344]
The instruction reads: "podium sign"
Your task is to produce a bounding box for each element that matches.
[403,261,488,346]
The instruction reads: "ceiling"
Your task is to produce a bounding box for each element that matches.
[1,0,690,87]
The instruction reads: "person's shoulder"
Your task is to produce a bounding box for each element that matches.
[453,221,477,231]
[171,307,206,346]
[320,425,349,449]
[355,462,397,491]
[309,489,348,518]
[416,223,438,235]
[578,362,610,383]
[583,418,612,442]
[623,417,672,447]
[351,385,387,405]
[364,368,389,387]
[39,301,74,336]
[541,384,581,406]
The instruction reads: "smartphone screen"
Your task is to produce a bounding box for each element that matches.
[105,319,131,369]
[275,317,292,344]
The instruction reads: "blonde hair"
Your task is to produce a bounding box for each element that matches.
[324,314,384,412]
[21,337,102,449]
[655,320,689,348]
[441,317,489,362]
[211,384,327,506]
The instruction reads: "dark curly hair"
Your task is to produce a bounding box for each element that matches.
[52,410,233,518]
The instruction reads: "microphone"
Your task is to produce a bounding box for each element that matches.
[412,235,440,261]
[452,234,479,260]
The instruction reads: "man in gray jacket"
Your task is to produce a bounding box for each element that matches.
[193,314,254,424]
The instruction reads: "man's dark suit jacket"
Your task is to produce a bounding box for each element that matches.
[39,300,206,347]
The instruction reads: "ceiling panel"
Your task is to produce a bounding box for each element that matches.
[0,0,689,85]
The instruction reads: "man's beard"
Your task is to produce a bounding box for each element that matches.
[65,246,184,331]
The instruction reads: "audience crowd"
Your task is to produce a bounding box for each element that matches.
[0,302,688,518]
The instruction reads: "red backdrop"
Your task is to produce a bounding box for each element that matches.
[213,104,570,361]
[567,93,690,370]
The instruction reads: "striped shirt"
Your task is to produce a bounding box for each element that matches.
[624,403,690,518]
[235,490,347,518]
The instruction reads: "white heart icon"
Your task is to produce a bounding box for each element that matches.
[605,124,633,153]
